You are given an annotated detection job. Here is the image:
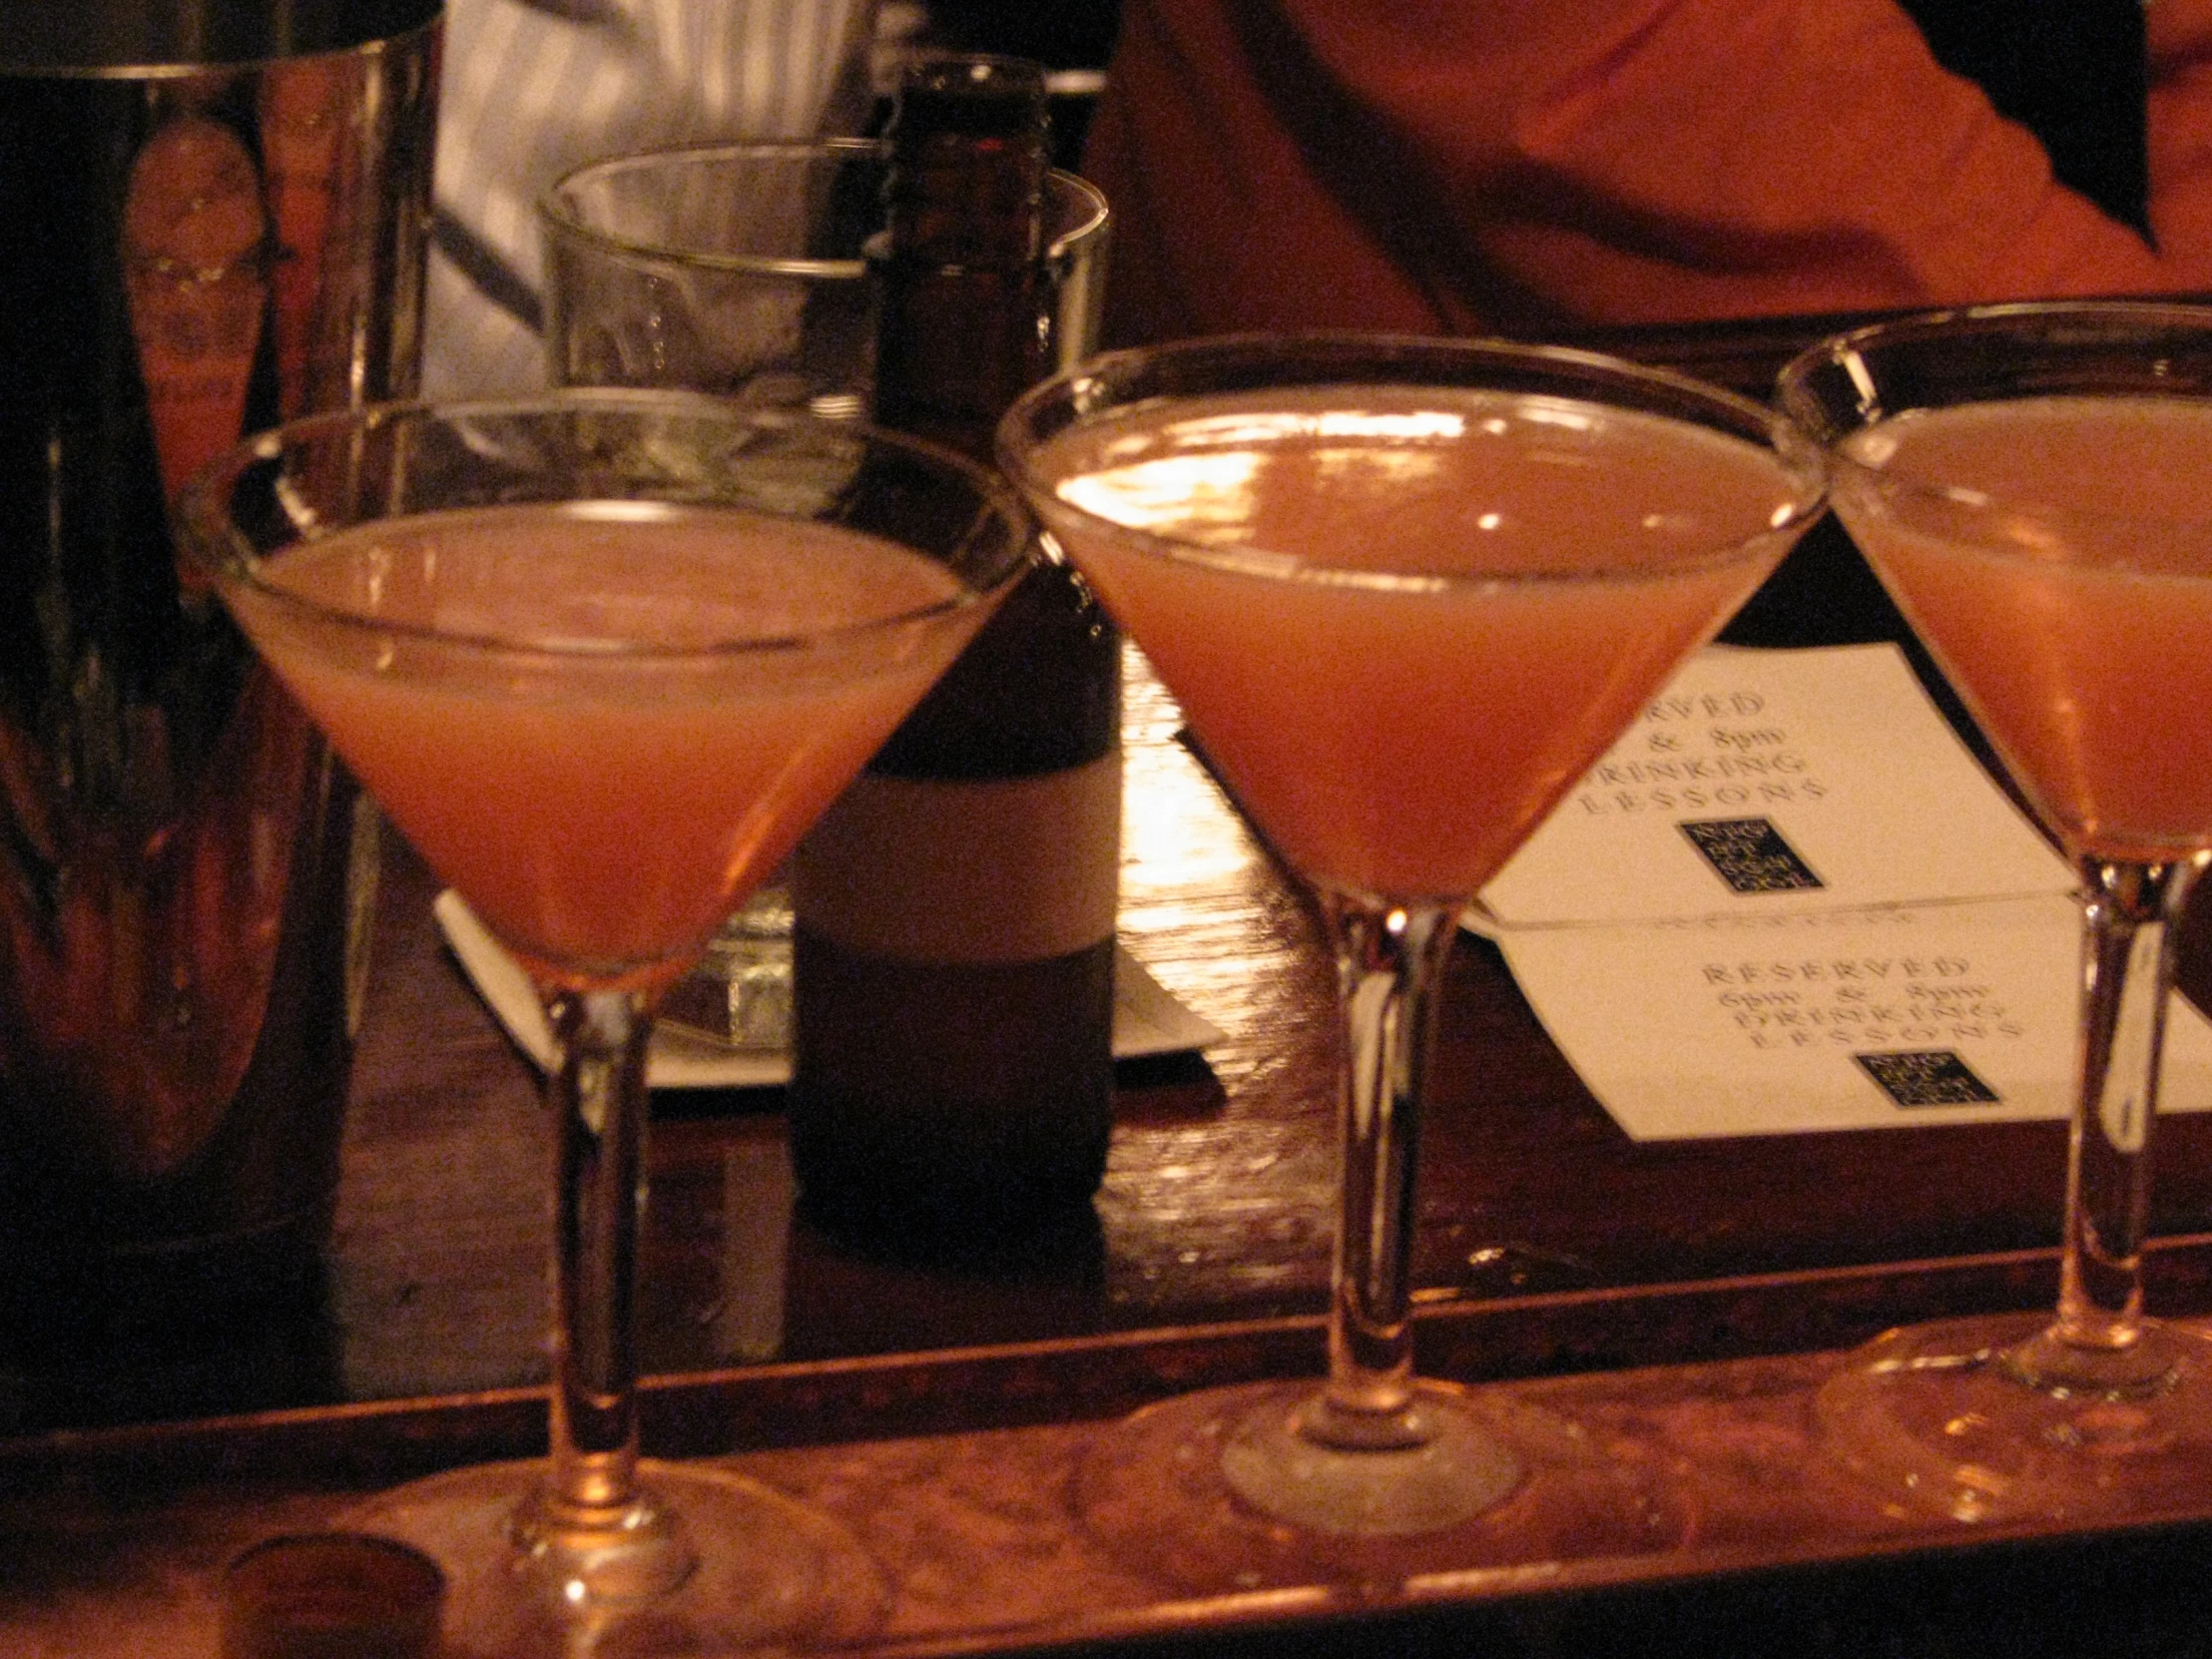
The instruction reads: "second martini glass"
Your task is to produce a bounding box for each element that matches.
[1780,301,2212,1523]
[177,393,1028,1652]
[999,334,1824,1585]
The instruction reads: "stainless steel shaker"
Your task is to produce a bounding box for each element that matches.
[0,0,439,1312]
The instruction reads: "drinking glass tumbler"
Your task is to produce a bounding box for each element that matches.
[540,138,1109,417]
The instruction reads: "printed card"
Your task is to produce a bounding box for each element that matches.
[1476,644,2071,928]
[1492,895,2212,1140]
[1469,644,2212,1141]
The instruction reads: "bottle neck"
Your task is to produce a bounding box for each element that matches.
[870,54,1053,461]
[882,130,1048,270]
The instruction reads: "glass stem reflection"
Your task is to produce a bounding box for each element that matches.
[2013,855,2205,1393]
[1309,895,1457,1450]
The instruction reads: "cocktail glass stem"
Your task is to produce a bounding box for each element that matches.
[511,985,692,1601]
[1307,895,1457,1450]
[1217,892,1525,1534]
[2009,855,2207,1395]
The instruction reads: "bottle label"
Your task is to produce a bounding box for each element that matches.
[794,749,1122,965]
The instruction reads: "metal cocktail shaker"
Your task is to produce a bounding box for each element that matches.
[0,0,439,1319]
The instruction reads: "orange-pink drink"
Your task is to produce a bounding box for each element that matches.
[1034,388,1802,902]
[224,502,977,986]
[1836,397,2212,863]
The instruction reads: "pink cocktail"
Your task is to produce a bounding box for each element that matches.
[234,502,968,984]
[1000,336,1823,1586]
[1040,383,1801,903]
[1783,302,2212,1525]
[1837,396,2212,862]
[180,396,1027,1653]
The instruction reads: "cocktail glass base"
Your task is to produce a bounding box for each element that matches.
[1076,1379,1691,1593]
[1817,1312,2212,1524]
[340,1458,886,1656]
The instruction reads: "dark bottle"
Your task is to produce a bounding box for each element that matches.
[789,55,1121,1245]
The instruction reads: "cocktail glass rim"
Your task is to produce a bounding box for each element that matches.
[175,389,1032,660]
[998,328,1826,592]
[536,136,1109,281]
[1791,295,2212,546]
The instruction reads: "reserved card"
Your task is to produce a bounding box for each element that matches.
[1494,895,2212,1140]
[1476,644,2070,929]
[1471,644,2212,1142]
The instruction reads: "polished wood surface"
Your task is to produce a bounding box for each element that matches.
[15,1328,2212,1656]
[27,622,2212,1443]
[13,309,2212,1652]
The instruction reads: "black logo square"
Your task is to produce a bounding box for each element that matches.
[1679,818,1824,894]
[1855,1049,2002,1108]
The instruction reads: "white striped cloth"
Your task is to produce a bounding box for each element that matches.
[425,0,883,399]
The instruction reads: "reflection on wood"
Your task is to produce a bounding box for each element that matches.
[13,1330,2212,1655]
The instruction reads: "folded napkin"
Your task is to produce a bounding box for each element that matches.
[434,890,1225,1089]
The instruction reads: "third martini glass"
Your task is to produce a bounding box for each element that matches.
[999,334,1823,1585]
[1780,301,2212,1523]
[177,392,1027,1652]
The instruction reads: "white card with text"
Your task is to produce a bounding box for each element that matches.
[1476,644,2071,929]
[1493,895,2212,1140]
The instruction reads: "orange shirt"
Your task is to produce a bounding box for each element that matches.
[1086,0,2212,344]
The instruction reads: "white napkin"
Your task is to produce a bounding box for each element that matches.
[434,889,1225,1089]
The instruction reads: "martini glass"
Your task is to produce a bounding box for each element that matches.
[176,392,1027,1652]
[998,334,1824,1586]
[1779,301,2212,1523]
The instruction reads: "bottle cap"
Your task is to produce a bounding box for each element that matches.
[892,52,1048,141]
[220,1531,445,1659]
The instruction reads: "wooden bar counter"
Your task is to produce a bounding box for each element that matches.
[10,315,2212,1654]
